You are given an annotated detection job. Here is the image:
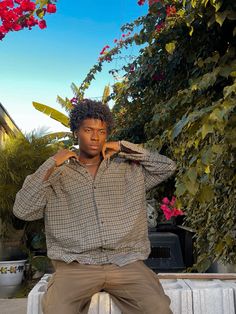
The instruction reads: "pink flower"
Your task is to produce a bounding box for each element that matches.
[172,208,184,217]
[21,1,36,11]
[26,15,38,28]
[12,23,22,31]
[162,197,170,205]
[138,0,145,6]
[163,211,172,220]
[161,205,172,220]
[46,4,56,14]
[170,196,176,206]
[148,0,160,6]
[166,5,176,17]
[99,45,110,55]
[130,64,135,73]
[70,97,78,106]
[38,19,46,29]
[155,22,165,32]
[160,204,169,211]
[160,196,184,220]
[5,0,14,8]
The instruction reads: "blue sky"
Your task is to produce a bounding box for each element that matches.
[0,0,146,134]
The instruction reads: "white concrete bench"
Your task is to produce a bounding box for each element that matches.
[27,273,236,314]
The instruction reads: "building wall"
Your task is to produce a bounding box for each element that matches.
[0,103,21,147]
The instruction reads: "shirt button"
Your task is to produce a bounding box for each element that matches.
[93,186,96,189]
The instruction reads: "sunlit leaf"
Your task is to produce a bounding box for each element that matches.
[32,102,69,128]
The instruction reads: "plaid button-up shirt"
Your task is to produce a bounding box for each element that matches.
[13,141,176,266]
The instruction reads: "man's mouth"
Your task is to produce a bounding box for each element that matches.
[89,145,100,150]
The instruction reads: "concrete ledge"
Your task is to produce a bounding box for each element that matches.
[27,274,236,314]
[0,298,27,314]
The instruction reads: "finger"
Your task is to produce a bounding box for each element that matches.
[104,150,114,160]
[68,151,78,160]
[102,144,106,159]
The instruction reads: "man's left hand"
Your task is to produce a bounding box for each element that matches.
[102,141,120,159]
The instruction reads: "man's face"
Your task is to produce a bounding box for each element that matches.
[75,118,108,158]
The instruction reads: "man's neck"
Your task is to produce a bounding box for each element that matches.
[78,153,102,165]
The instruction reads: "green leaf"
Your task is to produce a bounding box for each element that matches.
[165,42,176,55]
[215,11,227,26]
[201,123,214,139]
[189,26,194,36]
[36,8,45,19]
[209,108,224,122]
[175,183,187,197]
[196,257,212,272]
[211,0,223,12]
[201,147,213,165]
[71,83,84,100]
[42,132,72,141]
[198,185,214,203]
[211,144,223,155]
[233,27,236,37]
[39,0,48,9]
[223,82,236,99]
[57,96,74,112]
[187,180,199,195]
[187,168,197,182]
[172,115,189,139]
[32,102,69,128]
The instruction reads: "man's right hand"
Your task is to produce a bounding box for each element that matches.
[52,149,79,167]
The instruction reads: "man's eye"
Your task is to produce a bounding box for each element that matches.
[85,129,91,132]
[99,130,106,134]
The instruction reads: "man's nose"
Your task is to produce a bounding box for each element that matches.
[91,131,99,140]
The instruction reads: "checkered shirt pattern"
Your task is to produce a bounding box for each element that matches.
[13,141,176,266]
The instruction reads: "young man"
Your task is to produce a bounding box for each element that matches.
[13,99,176,314]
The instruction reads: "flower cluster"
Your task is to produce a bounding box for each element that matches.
[138,0,161,6]
[137,0,145,6]
[0,0,57,41]
[99,45,110,55]
[148,0,160,6]
[166,5,176,17]
[160,196,184,220]
[70,97,78,106]
[155,21,165,32]
[114,31,131,43]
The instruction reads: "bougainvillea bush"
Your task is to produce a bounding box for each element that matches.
[58,0,235,271]
[0,0,57,40]
[32,0,235,271]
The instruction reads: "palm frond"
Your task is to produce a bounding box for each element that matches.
[57,96,74,112]
[42,131,72,142]
[102,85,110,104]
[71,83,84,100]
[32,102,69,128]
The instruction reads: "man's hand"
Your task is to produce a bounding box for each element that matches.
[102,141,120,160]
[52,149,79,167]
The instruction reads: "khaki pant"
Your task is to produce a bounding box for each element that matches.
[42,260,172,314]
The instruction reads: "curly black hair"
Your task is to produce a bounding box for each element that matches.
[69,99,114,134]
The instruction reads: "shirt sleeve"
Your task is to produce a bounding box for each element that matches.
[118,140,177,191]
[13,157,62,221]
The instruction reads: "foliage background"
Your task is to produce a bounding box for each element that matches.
[0,132,61,241]
[72,0,236,271]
